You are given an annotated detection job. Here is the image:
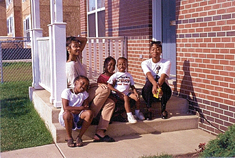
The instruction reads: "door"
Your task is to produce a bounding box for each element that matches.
[162,0,176,76]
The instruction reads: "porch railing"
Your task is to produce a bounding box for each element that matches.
[36,36,126,107]
[83,36,127,80]
[37,37,51,92]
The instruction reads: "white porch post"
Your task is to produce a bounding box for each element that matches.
[49,0,67,107]
[30,0,43,89]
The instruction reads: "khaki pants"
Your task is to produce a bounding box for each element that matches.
[88,84,115,131]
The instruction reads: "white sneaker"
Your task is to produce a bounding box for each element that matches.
[135,112,145,120]
[127,115,137,124]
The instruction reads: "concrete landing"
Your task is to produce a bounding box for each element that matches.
[1,129,216,158]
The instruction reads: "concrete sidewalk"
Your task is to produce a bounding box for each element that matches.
[1,129,216,158]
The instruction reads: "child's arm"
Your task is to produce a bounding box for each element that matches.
[107,83,117,93]
[77,36,87,52]
[146,72,160,95]
[107,83,124,99]
[82,98,90,110]
[62,98,87,114]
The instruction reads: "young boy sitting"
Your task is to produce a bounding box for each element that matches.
[107,57,145,124]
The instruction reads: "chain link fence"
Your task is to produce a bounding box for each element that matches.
[0,37,32,83]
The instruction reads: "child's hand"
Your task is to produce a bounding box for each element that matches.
[82,104,90,110]
[135,93,139,100]
[117,92,124,99]
[152,84,158,95]
[99,83,108,89]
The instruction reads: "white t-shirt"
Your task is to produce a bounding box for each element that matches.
[141,58,171,81]
[59,88,89,116]
[66,60,87,87]
[107,72,135,95]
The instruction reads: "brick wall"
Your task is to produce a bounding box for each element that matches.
[176,0,235,135]
[80,0,152,84]
[22,0,30,20]
[3,0,80,38]
[106,0,152,83]
[63,0,81,37]
[14,0,22,37]
[0,1,7,36]
[80,0,87,37]
[127,36,151,84]
[106,0,152,37]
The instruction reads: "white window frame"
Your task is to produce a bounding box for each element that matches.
[23,15,31,45]
[5,0,13,9]
[87,0,105,37]
[7,15,14,36]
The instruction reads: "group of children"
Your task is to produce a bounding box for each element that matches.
[60,56,145,147]
[59,39,172,147]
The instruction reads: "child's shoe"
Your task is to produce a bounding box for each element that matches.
[135,112,145,120]
[127,114,137,124]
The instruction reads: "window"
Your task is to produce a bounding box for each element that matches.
[7,15,14,35]
[5,0,12,8]
[23,16,31,41]
[87,0,105,37]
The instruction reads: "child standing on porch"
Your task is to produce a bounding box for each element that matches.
[59,75,93,147]
[107,57,145,124]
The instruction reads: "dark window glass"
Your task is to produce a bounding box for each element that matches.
[88,13,96,37]
[98,10,105,37]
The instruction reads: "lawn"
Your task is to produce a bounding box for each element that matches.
[1,62,32,82]
[0,81,54,152]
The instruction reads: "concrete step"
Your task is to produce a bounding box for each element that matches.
[31,88,198,143]
[54,115,198,143]
[33,88,189,124]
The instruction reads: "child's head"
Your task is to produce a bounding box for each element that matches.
[73,75,89,94]
[103,56,116,75]
[117,57,127,72]
[66,36,82,60]
[150,41,162,58]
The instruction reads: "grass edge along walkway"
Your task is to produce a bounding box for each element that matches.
[0,81,54,152]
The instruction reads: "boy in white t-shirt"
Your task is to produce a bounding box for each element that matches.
[59,75,93,147]
[107,57,145,123]
[141,41,172,119]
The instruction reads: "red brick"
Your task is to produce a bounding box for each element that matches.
[224,111,234,117]
[215,118,223,124]
[224,99,234,105]
[215,107,223,114]
[229,117,235,123]
[220,125,228,132]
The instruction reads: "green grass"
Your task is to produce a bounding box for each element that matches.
[0,81,54,152]
[1,62,32,82]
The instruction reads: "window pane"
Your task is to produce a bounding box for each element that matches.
[27,32,30,40]
[98,10,105,37]
[26,18,29,29]
[7,19,9,34]
[88,0,95,11]
[88,13,96,37]
[97,0,105,9]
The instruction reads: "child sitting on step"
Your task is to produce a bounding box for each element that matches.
[107,57,145,124]
[58,75,93,147]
